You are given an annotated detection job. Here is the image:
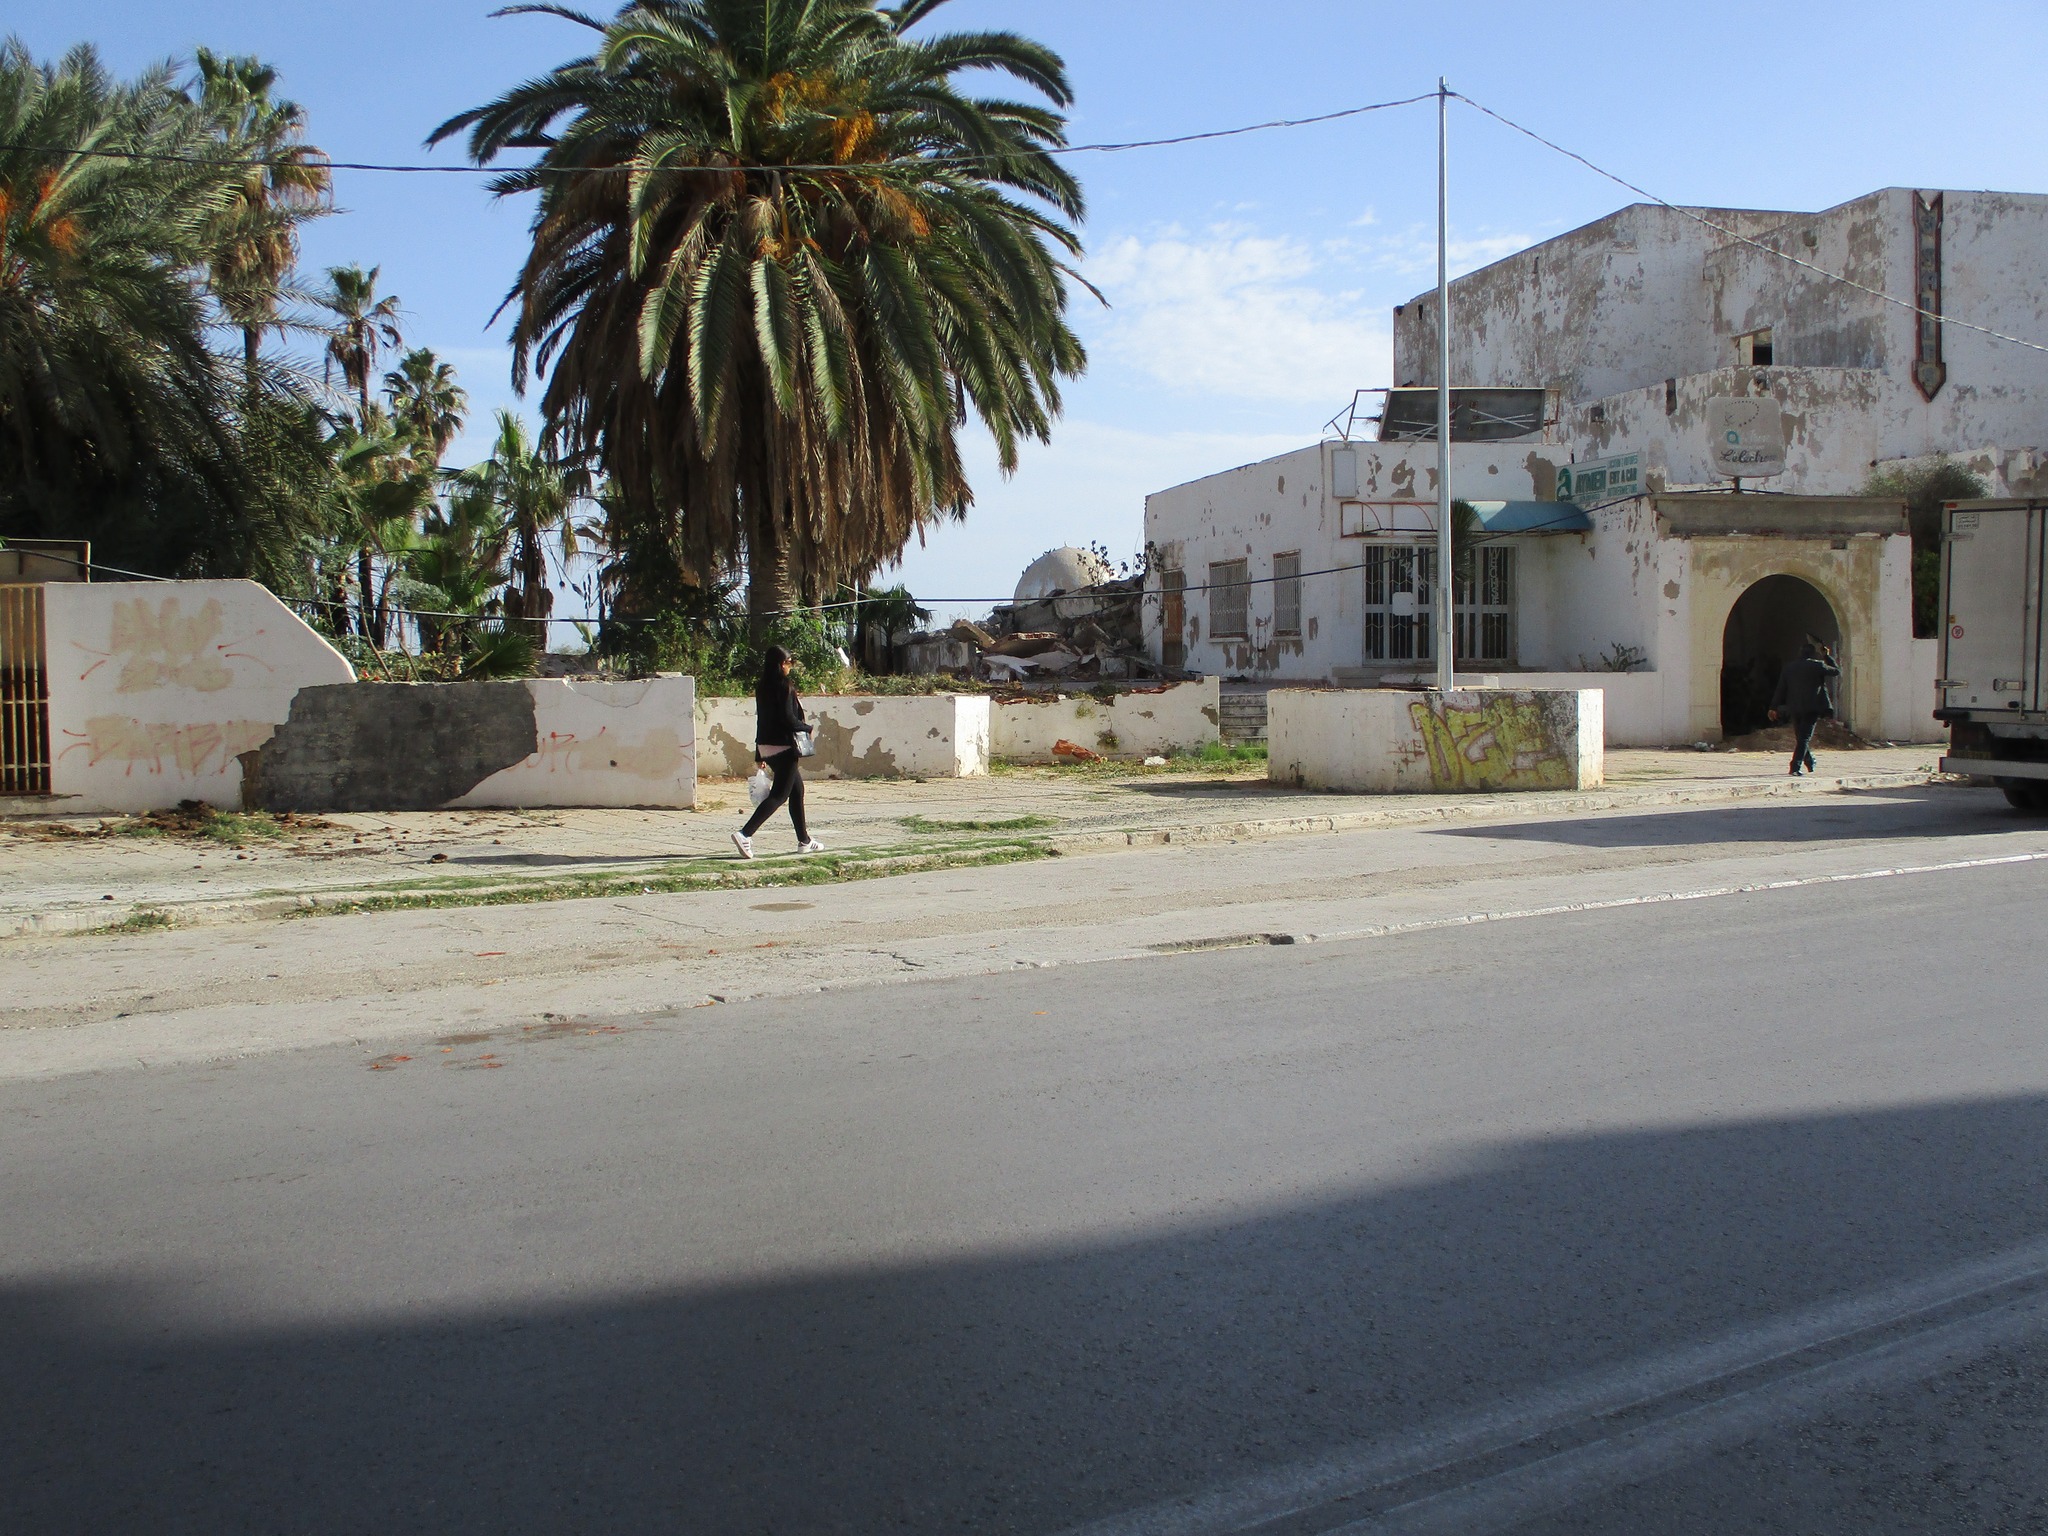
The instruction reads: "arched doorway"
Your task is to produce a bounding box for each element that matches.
[1720,575,1843,738]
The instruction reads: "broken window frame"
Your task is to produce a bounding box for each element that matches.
[1159,571,1186,670]
[1734,328,1774,368]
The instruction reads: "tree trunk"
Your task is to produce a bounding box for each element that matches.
[242,326,261,395]
[745,491,793,643]
[357,548,381,645]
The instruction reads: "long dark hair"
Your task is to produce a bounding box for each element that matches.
[756,645,794,693]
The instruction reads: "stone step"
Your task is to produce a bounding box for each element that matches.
[1217,692,1269,744]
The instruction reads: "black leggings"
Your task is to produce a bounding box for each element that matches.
[742,750,808,840]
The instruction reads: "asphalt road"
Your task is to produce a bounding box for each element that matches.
[5,790,2048,1533]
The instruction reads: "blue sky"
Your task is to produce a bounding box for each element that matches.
[14,1,2048,616]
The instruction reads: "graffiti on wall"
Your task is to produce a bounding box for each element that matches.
[74,597,271,695]
[59,716,272,777]
[522,727,688,780]
[1407,694,1575,792]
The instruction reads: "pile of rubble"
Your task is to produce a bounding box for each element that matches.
[892,577,1162,682]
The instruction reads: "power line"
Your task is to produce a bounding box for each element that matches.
[1451,91,2048,359]
[0,91,1435,178]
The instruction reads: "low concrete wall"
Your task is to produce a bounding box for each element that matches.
[247,677,696,812]
[455,678,695,808]
[991,680,1220,761]
[696,694,990,779]
[45,580,355,815]
[1269,687,1604,793]
[1386,671,1664,747]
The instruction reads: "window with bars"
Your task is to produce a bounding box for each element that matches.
[1272,552,1302,636]
[1208,559,1249,639]
[1361,545,1435,663]
[1455,546,1516,663]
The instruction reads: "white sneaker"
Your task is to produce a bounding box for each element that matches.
[797,838,824,854]
[731,831,754,860]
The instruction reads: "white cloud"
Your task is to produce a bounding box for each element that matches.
[1082,228,1392,406]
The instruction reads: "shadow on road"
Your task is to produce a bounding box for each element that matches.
[6,1095,2047,1534]
[1428,786,2019,850]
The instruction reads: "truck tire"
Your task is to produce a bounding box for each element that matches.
[2000,781,2047,811]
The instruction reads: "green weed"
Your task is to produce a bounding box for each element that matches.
[899,814,1058,833]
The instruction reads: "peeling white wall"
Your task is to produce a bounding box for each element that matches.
[455,678,696,809]
[990,680,1219,762]
[695,695,990,779]
[44,581,355,814]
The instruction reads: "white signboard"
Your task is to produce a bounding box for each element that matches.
[1556,453,1640,505]
[1707,398,1786,479]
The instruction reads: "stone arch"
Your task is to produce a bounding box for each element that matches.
[1720,574,1844,738]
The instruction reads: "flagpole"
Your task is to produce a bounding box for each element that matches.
[1435,77,1455,692]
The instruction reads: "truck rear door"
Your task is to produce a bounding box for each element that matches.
[1941,504,2040,713]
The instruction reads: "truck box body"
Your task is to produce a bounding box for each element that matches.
[1937,500,2048,799]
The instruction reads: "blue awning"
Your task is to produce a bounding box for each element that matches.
[1467,500,1592,534]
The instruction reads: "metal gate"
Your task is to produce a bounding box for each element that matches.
[1,583,51,796]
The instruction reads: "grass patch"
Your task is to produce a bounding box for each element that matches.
[899,814,1059,834]
[278,839,1057,919]
[102,909,174,934]
[991,740,1269,777]
[1189,740,1269,765]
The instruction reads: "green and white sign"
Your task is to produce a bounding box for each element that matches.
[1557,453,1641,505]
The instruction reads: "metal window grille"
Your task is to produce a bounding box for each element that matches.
[1160,571,1186,669]
[1,584,51,796]
[1208,559,1249,640]
[1361,545,1435,662]
[1273,552,1302,636]
[1455,546,1516,663]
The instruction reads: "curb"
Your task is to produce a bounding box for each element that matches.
[3,770,1943,939]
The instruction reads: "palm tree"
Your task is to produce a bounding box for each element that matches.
[384,347,468,464]
[454,410,591,646]
[189,50,332,386]
[432,0,1088,636]
[0,41,322,582]
[327,408,437,645]
[405,484,509,654]
[318,264,404,421]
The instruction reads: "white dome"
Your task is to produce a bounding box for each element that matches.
[1015,546,1113,603]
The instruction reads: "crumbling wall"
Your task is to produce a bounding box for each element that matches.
[695,695,990,779]
[991,680,1219,762]
[1269,687,1603,793]
[43,580,355,815]
[242,677,697,812]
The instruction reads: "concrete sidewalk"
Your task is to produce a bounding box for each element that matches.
[0,747,1944,936]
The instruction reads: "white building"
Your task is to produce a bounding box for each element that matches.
[1143,188,2048,745]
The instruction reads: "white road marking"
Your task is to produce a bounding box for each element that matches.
[1061,1235,2048,1536]
[1295,850,2048,948]
[1344,1294,2048,1536]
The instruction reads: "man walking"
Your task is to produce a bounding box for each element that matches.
[1768,639,1841,776]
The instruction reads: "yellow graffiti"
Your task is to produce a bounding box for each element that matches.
[1408,696,1574,792]
[96,597,238,693]
[59,716,272,777]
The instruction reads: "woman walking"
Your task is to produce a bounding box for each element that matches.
[733,646,824,859]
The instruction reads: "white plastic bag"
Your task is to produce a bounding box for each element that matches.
[794,729,816,758]
[746,766,773,806]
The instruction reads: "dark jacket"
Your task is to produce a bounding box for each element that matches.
[1772,654,1840,717]
[754,678,809,749]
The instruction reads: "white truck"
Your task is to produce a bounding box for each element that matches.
[1938,499,2048,809]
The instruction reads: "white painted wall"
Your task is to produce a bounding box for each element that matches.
[455,678,696,809]
[695,695,991,779]
[1268,688,1603,793]
[990,680,1219,761]
[44,581,354,814]
[1142,440,1557,682]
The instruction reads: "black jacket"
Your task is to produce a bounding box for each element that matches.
[754,678,809,748]
[1772,655,1840,717]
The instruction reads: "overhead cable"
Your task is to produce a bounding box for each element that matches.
[0,91,1435,177]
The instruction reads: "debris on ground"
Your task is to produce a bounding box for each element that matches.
[1051,739,1101,762]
